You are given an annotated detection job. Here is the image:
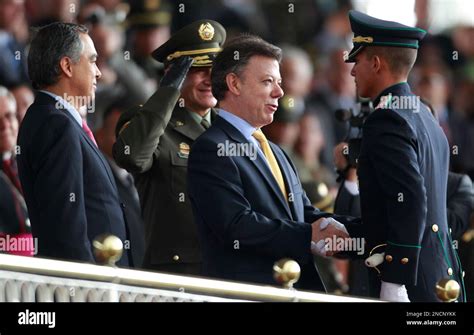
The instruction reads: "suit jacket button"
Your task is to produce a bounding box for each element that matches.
[463,271,465,278]
[400,258,409,264]
[173,255,180,261]
[385,255,393,262]
[449,228,452,234]
[432,224,439,232]
[447,268,453,276]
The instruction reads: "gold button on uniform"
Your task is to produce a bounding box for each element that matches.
[432,224,439,232]
[401,258,409,264]
[173,255,180,261]
[447,268,453,276]
[385,255,393,262]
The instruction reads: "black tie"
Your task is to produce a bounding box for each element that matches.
[201,118,210,130]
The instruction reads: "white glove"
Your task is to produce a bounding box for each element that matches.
[311,240,328,257]
[311,218,349,257]
[380,281,410,302]
[319,217,349,235]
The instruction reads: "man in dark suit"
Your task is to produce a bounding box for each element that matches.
[187,34,352,291]
[17,22,130,266]
[113,20,226,275]
[342,11,465,302]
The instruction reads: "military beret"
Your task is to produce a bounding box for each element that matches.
[346,10,427,63]
[152,19,226,67]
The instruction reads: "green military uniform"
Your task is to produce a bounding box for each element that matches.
[113,20,226,275]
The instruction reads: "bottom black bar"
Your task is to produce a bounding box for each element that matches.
[0,302,472,334]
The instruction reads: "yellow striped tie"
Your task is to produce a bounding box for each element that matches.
[252,129,287,200]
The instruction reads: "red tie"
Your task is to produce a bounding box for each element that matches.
[2,158,23,193]
[82,120,97,147]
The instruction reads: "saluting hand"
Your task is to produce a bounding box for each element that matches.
[160,56,194,90]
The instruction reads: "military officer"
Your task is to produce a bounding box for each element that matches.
[341,10,465,302]
[113,20,226,275]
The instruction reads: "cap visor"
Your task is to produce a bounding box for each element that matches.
[345,45,364,63]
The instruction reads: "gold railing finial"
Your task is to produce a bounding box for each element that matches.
[93,234,123,266]
[273,258,301,289]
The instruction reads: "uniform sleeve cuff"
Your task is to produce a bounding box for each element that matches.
[381,243,421,285]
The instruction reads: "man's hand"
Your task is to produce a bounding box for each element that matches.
[311,217,350,256]
[334,142,358,182]
[160,56,194,90]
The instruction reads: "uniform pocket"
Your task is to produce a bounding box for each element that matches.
[170,151,188,196]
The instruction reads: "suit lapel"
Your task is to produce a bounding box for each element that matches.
[51,98,118,192]
[171,107,206,141]
[79,126,118,191]
[171,108,218,141]
[210,109,218,122]
[250,152,294,219]
[271,143,298,220]
[215,116,293,219]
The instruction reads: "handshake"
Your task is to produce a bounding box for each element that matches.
[310,217,349,257]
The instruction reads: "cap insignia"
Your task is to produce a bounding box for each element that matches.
[198,22,215,41]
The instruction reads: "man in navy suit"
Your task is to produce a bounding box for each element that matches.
[17,22,130,266]
[187,35,353,291]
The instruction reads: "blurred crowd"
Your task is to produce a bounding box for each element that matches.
[1,0,474,299]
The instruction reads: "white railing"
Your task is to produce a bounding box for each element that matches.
[0,270,243,302]
[0,254,378,302]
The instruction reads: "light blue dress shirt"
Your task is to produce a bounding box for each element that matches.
[217,108,268,162]
[39,90,83,126]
